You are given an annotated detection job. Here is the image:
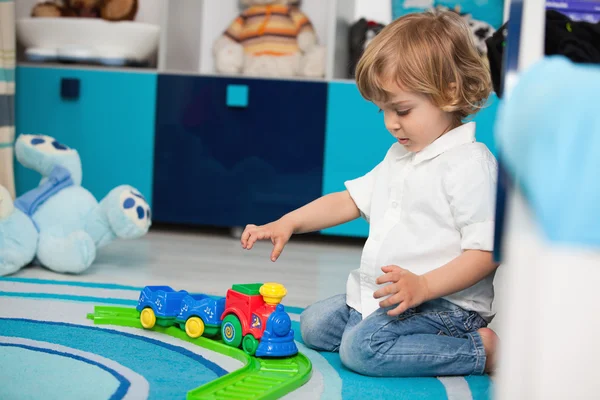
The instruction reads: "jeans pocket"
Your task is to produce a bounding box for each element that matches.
[440,309,486,337]
[462,311,487,332]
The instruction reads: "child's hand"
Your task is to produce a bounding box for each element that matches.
[374,265,431,316]
[241,219,294,262]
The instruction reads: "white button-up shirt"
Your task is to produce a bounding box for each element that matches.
[344,122,498,321]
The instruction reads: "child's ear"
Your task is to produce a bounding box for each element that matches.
[439,83,461,114]
[447,82,458,97]
[445,82,460,106]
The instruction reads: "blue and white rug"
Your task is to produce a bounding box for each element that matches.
[0,277,493,399]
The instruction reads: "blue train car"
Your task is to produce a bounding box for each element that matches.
[136,286,189,329]
[175,294,226,338]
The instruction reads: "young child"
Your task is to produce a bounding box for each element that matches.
[241,10,499,377]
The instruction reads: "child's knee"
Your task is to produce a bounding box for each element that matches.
[299,307,321,348]
[339,330,378,376]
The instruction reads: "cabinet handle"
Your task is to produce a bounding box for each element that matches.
[61,78,80,100]
[226,84,249,108]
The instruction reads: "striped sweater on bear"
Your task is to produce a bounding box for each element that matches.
[224,5,315,56]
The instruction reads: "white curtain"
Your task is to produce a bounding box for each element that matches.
[0,0,14,198]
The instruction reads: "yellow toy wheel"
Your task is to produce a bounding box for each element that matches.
[185,317,205,338]
[140,307,156,329]
[260,282,287,305]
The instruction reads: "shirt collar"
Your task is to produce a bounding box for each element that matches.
[397,122,476,164]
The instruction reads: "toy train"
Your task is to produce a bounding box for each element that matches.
[135,282,298,358]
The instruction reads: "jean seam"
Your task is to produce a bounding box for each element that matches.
[396,310,440,321]
[438,312,460,337]
[467,331,486,374]
[368,312,455,355]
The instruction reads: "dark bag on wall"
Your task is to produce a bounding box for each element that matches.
[486,10,600,97]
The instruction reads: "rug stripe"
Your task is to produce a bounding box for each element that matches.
[0,335,149,400]
[437,377,474,400]
[0,318,227,400]
[0,317,228,376]
[0,282,141,301]
[0,342,130,400]
[464,375,494,400]
[0,296,244,374]
[0,291,138,305]
[0,277,144,291]
[293,322,343,400]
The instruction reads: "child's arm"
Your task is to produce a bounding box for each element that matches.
[422,250,497,299]
[241,190,360,261]
[374,251,498,316]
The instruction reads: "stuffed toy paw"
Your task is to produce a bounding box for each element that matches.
[213,36,245,75]
[0,134,151,276]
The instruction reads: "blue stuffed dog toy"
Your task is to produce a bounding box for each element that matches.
[0,134,151,276]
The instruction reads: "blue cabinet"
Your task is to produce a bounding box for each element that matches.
[14,66,500,238]
[321,82,394,237]
[322,82,501,238]
[15,66,157,204]
[152,75,327,227]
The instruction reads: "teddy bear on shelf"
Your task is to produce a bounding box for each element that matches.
[0,134,151,276]
[213,0,326,78]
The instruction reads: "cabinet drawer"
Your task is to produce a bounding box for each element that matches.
[15,66,157,204]
[153,75,327,227]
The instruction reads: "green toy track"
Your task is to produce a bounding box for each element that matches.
[86,306,312,400]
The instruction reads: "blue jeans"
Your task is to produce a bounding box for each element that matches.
[300,294,488,377]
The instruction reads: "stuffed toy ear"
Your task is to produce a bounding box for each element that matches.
[15,134,83,186]
[31,2,76,17]
[100,0,138,21]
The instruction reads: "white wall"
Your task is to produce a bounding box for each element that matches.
[355,0,392,24]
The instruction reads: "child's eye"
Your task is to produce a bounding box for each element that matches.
[396,109,410,116]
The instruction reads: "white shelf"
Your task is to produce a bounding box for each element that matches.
[17,61,158,74]
[16,0,362,81]
[15,0,163,69]
[160,0,357,80]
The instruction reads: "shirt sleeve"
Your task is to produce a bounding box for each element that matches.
[344,160,383,223]
[443,153,498,251]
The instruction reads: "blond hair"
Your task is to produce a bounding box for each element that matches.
[355,10,492,123]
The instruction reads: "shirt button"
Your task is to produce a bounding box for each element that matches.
[391,201,398,208]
